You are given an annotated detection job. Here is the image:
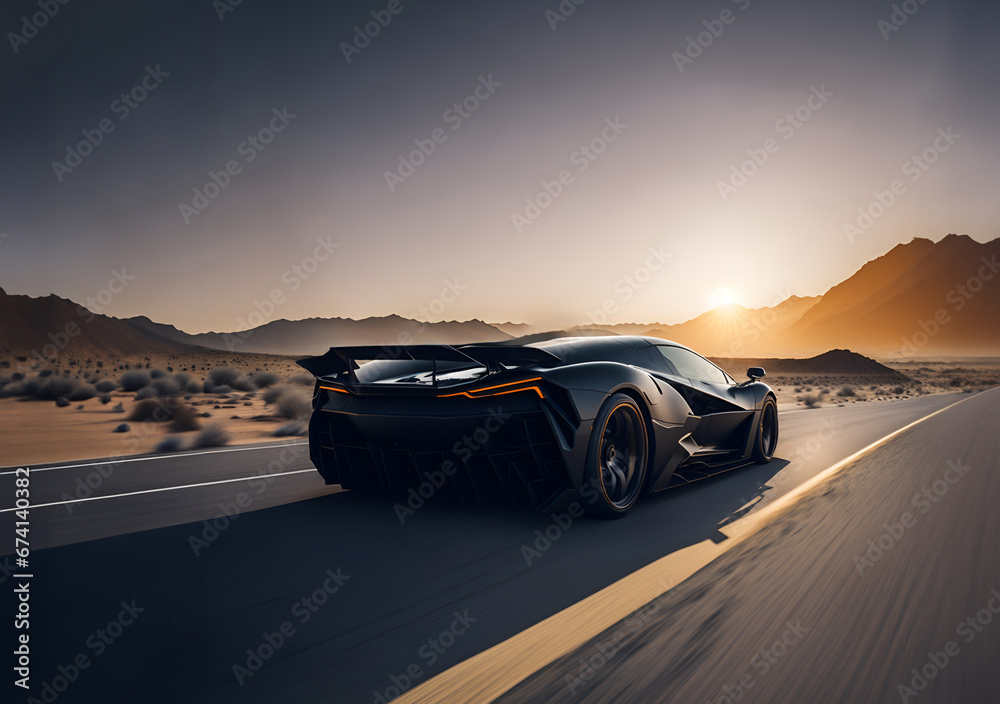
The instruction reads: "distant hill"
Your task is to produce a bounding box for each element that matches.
[643,295,820,357]
[0,289,512,360]
[489,321,536,337]
[775,234,1000,357]
[710,349,908,381]
[0,288,196,360]
[124,315,511,356]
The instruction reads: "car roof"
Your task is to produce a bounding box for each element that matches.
[527,335,698,365]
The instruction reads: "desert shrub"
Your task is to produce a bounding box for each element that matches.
[207,367,241,388]
[229,374,256,392]
[151,378,182,397]
[38,369,53,378]
[20,377,42,396]
[95,379,118,393]
[0,381,25,398]
[149,368,169,379]
[156,436,185,453]
[111,402,124,413]
[272,421,306,437]
[184,380,202,394]
[276,388,312,419]
[113,423,130,433]
[891,385,906,395]
[262,385,312,419]
[262,386,284,404]
[173,372,191,388]
[837,385,856,398]
[55,397,70,407]
[212,385,233,395]
[288,373,313,386]
[949,377,963,387]
[169,404,201,432]
[129,398,198,426]
[253,372,280,389]
[193,423,230,447]
[120,370,151,392]
[800,394,822,408]
[99,395,112,404]
[134,387,158,400]
[67,383,96,401]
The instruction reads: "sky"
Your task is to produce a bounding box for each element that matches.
[1,0,998,333]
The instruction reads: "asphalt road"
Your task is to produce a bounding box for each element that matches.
[495,386,1000,703]
[0,391,987,704]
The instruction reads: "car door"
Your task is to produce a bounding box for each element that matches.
[646,345,751,446]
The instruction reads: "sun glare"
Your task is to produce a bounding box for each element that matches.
[711,288,739,308]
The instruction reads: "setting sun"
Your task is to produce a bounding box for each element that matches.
[711,287,740,308]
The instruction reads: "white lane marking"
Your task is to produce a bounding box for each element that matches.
[0,469,319,513]
[0,442,308,475]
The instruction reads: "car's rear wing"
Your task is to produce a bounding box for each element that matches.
[296,344,561,380]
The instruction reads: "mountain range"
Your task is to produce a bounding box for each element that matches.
[1,234,996,360]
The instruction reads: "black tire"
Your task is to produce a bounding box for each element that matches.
[584,393,649,518]
[752,396,778,463]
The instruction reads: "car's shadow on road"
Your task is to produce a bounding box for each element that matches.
[26,457,790,704]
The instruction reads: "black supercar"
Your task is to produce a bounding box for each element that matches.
[297,336,778,518]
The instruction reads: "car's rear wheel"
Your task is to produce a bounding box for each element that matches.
[752,396,778,463]
[584,393,649,518]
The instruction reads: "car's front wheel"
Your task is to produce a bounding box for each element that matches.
[752,396,778,463]
[584,393,649,518]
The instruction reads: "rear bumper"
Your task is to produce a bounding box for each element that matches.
[308,391,578,509]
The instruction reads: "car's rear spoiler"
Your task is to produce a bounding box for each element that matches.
[296,344,561,378]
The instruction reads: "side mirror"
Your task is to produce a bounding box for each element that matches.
[747,367,765,381]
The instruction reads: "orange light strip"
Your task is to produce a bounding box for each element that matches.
[319,385,350,394]
[438,377,544,399]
